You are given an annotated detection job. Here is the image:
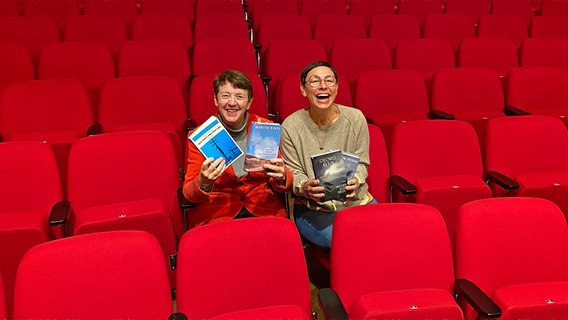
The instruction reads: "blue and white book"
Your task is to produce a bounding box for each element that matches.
[244,122,282,172]
[189,116,243,167]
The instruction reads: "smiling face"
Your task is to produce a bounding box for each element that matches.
[300,66,338,111]
[214,82,252,129]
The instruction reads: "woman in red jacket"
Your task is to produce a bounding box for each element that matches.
[183,70,292,228]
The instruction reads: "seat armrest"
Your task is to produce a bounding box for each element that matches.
[455,278,502,318]
[86,123,102,136]
[390,175,417,195]
[168,312,188,320]
[254,43,262,51]
[485,170,519,190]
[268,112,283,124]
[318,288,348,320]
[262,75,272,84]
[48,200,70,226]
[364,116,374,124]
[177,186,193,210]
[185,118,197,132]
[429,109,455,120]
[504,105,530,116]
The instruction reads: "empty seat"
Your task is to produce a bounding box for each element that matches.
[132,13,193,50]
[66,131,183,285]
[348,0,395,25]
[491,0,535,20]
[194,0,244,16]
[300,0,347,25]
[397,0,443,25]
[443,0,490,21]
[38,41,115,120]
[328,38,392,95]
[0,141,63,319]
[319,203,464,320]
[247,0,299,34]
[540,0,568,15]
[454,197,568,320]
[389,120,492,241]
[253,14,312,58]
[193,14,249,42]
[484,115,568,219]
[457,36,519,80]
[530,15,568,38]
[477,14,528,47]
[0,16,59,65]
[505,66,568,120]
[98,76,188,166]
[353,69,429,150]
[13,231,173,319]
[22,0,79,32]
[366,124,390,202]
[140,0,195,25]
[368,14,421,52]
[519,37,568,69]
[192,38,257,78]
[422,13,475,49]
[313,14,367,53]
[64,14,128,57]
[82,0,139,32]
[0,43,34,94]
[0,0,19,17]
[175,217,312,319]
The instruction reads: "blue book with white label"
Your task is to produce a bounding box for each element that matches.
[188,116,243,167]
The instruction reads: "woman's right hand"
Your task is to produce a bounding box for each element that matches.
[198,157,226,190]
[302,179,325,202]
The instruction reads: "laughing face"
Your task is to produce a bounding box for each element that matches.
[300,66,338,111]
[214,82,252,129]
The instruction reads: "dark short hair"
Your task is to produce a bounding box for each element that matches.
[213,70,254,101]
[300,61,338,84]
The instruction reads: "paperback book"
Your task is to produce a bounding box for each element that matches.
[310,149,348,202]
[188,116,243,167]
[342,151,360,181]
[244,122,282,172]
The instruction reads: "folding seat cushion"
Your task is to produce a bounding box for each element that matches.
[389,120,492,241]
[0,141,62,318]
[12,231,173,319]
[455,197,568,320]
[176,217,312,319]
[320,203,463,320]
[0,43,34,94]
[519,37,568,69]
[133,13,193,50]
[64,14,128,56]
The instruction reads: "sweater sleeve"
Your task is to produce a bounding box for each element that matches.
[280,120,310,198]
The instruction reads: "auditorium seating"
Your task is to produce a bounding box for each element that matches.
[300,0,347,25]
[519,37,568,69]
[66,131,183,285]
[0,0,19,17]
[530,15,568,37]
[253,14,312,58]
[0,43,34,94]
[389,120,492,241]
[422,13,475,49]
[0,273,5,320]
[312,14,367,53]
[22,0,80,33]
[13,231,173,319]
[139,0,195,25]
[0,141,64,318]
[192,38,258,78]
[456,36,518,81]
[397,0,443,26]
[319,203,464,320]
[368,14,421,52]
[477,14,528,47]
[194,0,244,16]
[132,13,193,50]
[444,0,490,22]
[193,13,249,42]
[247,0,299,34]
[366,124,390,203]
[455,197,568,320]
[540,0,568,15]
[491,0,535,19]
[64,14,128,57]
[82,0,139,33]
[348,0,395,25]
[0,16,59,65]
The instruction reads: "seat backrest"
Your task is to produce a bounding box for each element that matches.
[13,230,172,319]
[0,79,93,140]
[477,14,528,47]
[176,217,311,319]
[366,124,390,202]
[195,0,244,17]
[261,39,327,81]
[118,39,191,91]
[140,0,195,25]
[64,14,128,56]
[491,0,535,19]
[248,0,298,33]
[331,203,455,312]
[299,0,347,25]
[313,14,367,52]
[541,0,568,15]
[505,66,568,113]
[484,115,568,175]
[0,16,59,63]
[67,131,183,235]
[0,43,34,94]
[390,119,483,181]
[0,0,20,17]
[422,13,476,49]
[455,197,568,296]
[354,69,429,123]
[444,0,490,21]
[82,0,139,29]
[530,15,568,38]
[193,13,249,42]
[254,14,312,56]
[457,36,519,79]
[349,0,395,24]
[368,14,421,51]
[519,37,568,69]
[23,0,80,31]
[393,38,456,81]
[191,38,257,77]
[397,0,443,25]
[430,67,504,115]
[132,13,193,50]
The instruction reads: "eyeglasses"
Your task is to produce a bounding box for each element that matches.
[305,76,337,88]
[217,92,248,102]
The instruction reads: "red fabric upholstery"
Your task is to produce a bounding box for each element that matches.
[195,0,244,17]
[349,0,395,25]
[0,43,34,95]
[254,14,311,58]
[0,16,59,63]
[64,14,128,56]
[248,0,298,34]
[444,0,490,21]
[368,15,421,52]
[477,14,528,47]
[300,0,347,25]
[455,197,568,320]
[0,0,19,17]
[82,0,139,31]
[520,37,568,69]
[0,141,62,318]
[313,14,367,53]
[176,217,312,319]
[193,13,249,42]
[0,271,5,320]
[530,16,568,38]
[330,204,461,319]
[457,37,518,79]
[423,13,476,49]
[541,0,568,15]
[366,124,390,203]
[192,38,257,77]
[23,0,79,31]
[140,0,195,25]
[208,305,308,320]
[13,231,172,319]
[133,13,193,50]
[397,0,443,25]
[492,0,535,19]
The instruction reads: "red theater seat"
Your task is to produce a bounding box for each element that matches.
[132,13,193,50]
[0,43,34,95]
[457,36,518,81]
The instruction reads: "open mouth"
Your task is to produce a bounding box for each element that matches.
[316,93,330,100]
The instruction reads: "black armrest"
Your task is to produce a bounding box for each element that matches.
[504,106,531,116]
[390,175,417,195]
[485,170,519,190]
[185,118,197,132]
[318,288,348,320]
[455,278,502,318]
[429,109,455,120]
[48,200,70,226]
[86,123,102,136]
[364,116,374,124]
[168,312,188,320]
[262,75,272,84]
[177,186,193,210]
[268,113,283,124]
[254,43,262,51]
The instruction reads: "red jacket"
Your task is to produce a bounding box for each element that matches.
[183,114,292,228]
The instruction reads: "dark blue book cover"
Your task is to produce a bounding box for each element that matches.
[310,149,347,202]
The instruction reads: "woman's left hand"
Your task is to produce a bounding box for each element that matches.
[263,158,287,184]
[345,177,359,199]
